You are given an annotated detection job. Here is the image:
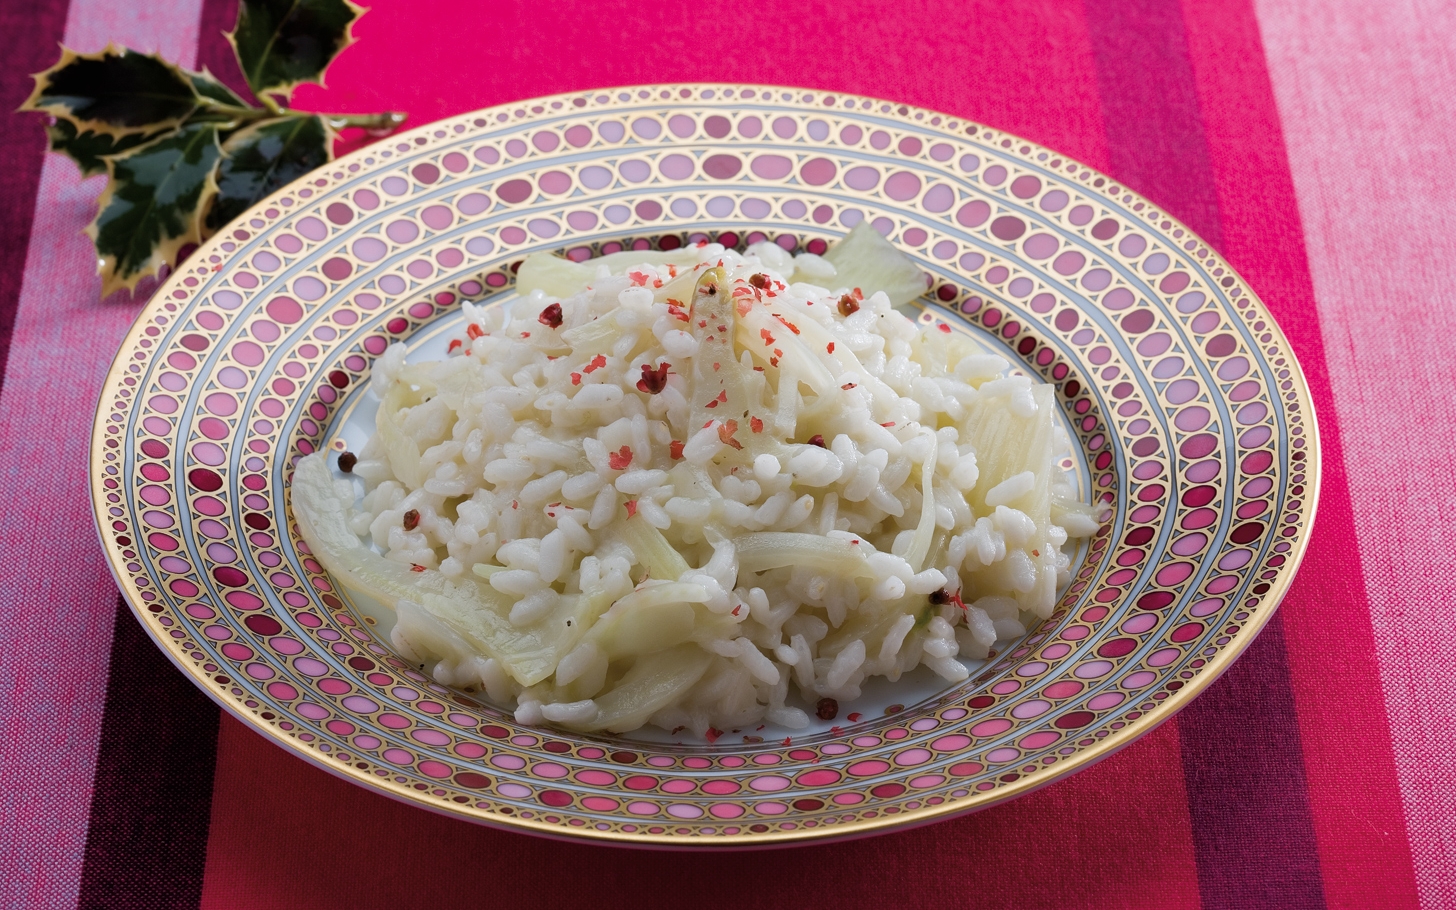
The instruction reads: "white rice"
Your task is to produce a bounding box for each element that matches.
[310,241,1098,737]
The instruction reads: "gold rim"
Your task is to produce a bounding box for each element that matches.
[89,83,1322,846]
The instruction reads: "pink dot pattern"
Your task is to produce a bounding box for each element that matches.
[91,84,1318,847]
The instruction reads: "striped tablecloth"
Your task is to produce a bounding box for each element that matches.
[2,0,1449,907]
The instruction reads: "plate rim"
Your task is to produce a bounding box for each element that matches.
[89,81,1323,846]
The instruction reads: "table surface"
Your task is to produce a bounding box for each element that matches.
[2,0,1451,908]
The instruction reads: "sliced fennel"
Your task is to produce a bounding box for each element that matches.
[560,644,711,733]
[293,453,586,686]
[961,383,1062,617]
[735,305,836,396]
[375,380,430,489]
[735,532,876,577]
[617,513,691,581]
[586,595,698,661]
[688,266,751,431]
[821,220,928,306]
[559,309,631,354]
[517,248,706,298]
[904,429,938,571]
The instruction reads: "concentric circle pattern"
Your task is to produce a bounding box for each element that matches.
[91,84,1318,846]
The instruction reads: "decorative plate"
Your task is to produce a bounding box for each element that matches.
[91,84,1319,846]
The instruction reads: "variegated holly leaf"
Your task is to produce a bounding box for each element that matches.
[206,114,330,233]
[89,123,223,296]
[20,45,200,137]
[228,0,364,102]
[45,118,163,178]
[189,66,255,111]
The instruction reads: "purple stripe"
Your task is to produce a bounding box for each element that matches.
[74,6,232,902]
[1084,0,1223,247]
[76,599,220,910]
[1179,618,1326,907]
[1082,2,1326,908]
[0,0,71,392]
[0,1,206,904]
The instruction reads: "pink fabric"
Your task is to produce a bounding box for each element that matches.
[0,1,202,906]
[1254,0,1456,905]
[1180,1,1424,906]
[294,0,1116,174]
[201,713,1203,910]
[207,0,1417,904]
[204,2,1206,906]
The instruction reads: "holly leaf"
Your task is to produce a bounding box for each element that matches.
[188,66,255,110]
[206,114,331,234]
[89,123,223,296]
[20,45,200,137]
[228,0,365,102]
[46,118,163,178]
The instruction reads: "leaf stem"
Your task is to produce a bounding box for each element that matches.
[190,105,408,137]
[322,111,408,134]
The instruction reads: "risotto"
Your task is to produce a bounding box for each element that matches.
[291,224,1099,737]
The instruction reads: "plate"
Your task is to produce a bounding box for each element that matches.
[90,84,1319,846]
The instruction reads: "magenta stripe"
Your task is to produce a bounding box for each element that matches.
[76,600,220,910]
[1082,1,1325,907]
[0,0,71,393]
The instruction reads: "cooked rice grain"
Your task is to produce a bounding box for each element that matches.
[293,240,1099,737]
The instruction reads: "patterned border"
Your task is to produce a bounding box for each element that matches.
[89,84,1320,846]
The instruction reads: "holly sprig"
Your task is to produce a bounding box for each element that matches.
[19,0,405,298]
